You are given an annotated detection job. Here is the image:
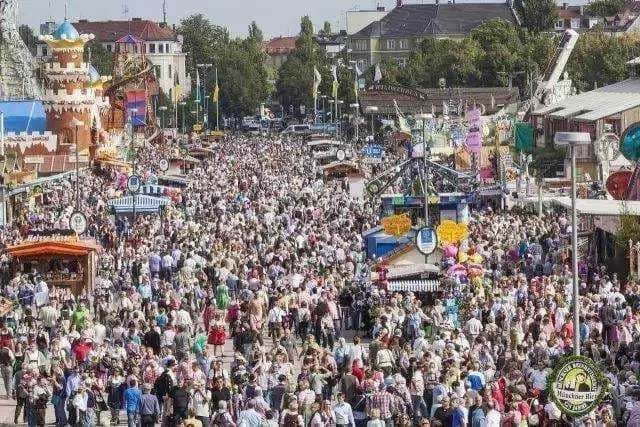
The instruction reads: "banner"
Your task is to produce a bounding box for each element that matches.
[515,122,534,153]
[125,90,147,126]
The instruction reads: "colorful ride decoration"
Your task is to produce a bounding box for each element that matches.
[381,213,412,236]
[606,170,633,200]
[620,121,640,161]
[436,219,469,244]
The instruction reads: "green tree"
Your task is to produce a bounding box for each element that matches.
[178,14,229,79]
[276,16,329,112]
[405,38,482,87]
[19,25,37,55]
[587,0,627,17]
[471,19,524,86]
[248,21,263,43]
[517,0,558,33]
[566,30,640,92]
[322,21,332,35]
[84,39,114,76]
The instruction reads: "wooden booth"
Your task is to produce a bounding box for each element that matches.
[7,236,101,296]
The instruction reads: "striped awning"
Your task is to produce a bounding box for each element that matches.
[141,184,168,196]
[388,279,439,292]
[107,194,170,214]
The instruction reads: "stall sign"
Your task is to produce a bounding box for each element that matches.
[548,355,607,417]
[416,227,437,255]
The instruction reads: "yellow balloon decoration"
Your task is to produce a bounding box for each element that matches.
[381,213,412,237]
[436,220,469,244]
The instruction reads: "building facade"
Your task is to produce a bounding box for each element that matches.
[348,2,519,71]
[37,18,189,100]
[264,36,297,70]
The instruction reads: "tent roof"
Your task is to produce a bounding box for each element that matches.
[7,238,100,258]
[552,197,640,215]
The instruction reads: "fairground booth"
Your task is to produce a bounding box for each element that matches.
[6,233,101,295]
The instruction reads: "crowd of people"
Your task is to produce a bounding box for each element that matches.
[0,132,635,427]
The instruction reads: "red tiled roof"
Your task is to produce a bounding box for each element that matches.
[73,19,176,42]
[556,7,583,19]
[265,36,297,55]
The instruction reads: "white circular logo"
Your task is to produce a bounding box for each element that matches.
[336,149,346,161]
[159,159,169,172]
[127,175,142,193]
[415,227,437,255]
[69,212,87,235]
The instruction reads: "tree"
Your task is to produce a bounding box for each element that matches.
[322,21,332,35]
[84,39,113,76]
[471,19,524,87]
[248,21,263,43]
[517,0,557,33]
[19,25,37,55]
[587,0,627,17]
[276,16,329,111]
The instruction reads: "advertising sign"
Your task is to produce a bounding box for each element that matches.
[548,355,607,418]
[416,227,437,255]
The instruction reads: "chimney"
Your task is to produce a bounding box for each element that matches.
[78,19,88,23]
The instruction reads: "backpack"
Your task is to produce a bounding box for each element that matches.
[153,371,172,398]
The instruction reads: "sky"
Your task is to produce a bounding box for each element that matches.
[19,0,394,37]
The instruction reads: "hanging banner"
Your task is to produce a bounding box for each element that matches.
[125,90,147,126]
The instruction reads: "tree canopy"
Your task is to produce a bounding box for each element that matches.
[18,25,37,56]
[517,0,558,33]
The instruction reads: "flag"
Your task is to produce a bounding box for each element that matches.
[442,101,449,116]
[374,64,382,83]
[171,85,182,104]
[195,71,201,102]
[331,65,338,98]
[355,63,362,77]
[491,94,495,109]
[431,104,435,116]
[313,67,321,99]
[212,83,219,102]
[393,100,411,136]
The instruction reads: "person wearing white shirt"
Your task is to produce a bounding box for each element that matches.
[332,393,355,427]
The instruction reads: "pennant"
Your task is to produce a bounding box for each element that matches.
[393,100,411,136]
[374,64,382,83]
[331,65,338,99]
[195,71,201,102]
[171,85,182,104]
[212,84,219,103]
[313,67,321,99]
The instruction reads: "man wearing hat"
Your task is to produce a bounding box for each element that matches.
[139,383,160,427]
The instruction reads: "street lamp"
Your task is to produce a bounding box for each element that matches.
[178,102,187,134]
[337,100,344,140]
[321,95,327,124]
[69,117,85,210]
[197,63,213,131]
[554,131,591,356]
[158,106,168,130]
[416,113,432,227]
[350,103,359,141]
[365,105,378,141]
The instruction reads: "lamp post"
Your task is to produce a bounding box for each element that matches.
[179,101,186,134]
[337,100,344,140]
[416,113,432,227]
[69,117,85,211]
[127,109,138,224]
[328,100,335,134]
[321,95,327,124]
[554,131,591,356]
[365,106,378,141]
[350,103,359,142]
[158,106,168,130]
[349,60,360,142]
[197,63,213,132]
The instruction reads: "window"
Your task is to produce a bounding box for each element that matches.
[149,43,156,54]
[106,44,112,53]
[42,46,48,57]
[398,39,408,50]
[166,43,170,53]
[354,39,367,51]
[155,65,162,79]
[555,19,564,29]
[159,43,164,53]
[168,64,172,78]
[396,57,407,68]
[415,38,423,46]
[570,18,580,29]
[386,39,396,50]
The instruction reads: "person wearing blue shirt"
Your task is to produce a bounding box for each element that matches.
[124,380,142,427]
[451,398,467,427]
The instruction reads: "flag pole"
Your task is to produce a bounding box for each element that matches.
[215,68,219,131]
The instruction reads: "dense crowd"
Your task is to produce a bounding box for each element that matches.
[0,133,635,427]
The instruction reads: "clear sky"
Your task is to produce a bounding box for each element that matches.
[19,0,396,38]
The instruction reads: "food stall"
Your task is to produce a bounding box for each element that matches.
[6,234,101,296]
